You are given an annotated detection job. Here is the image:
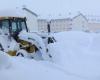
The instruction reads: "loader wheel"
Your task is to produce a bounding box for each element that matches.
[0,43,4,51]
[16,49,28,58]
[16,52,24,57]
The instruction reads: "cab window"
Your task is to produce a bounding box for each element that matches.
[1,20,9,33]
[12,21,17,32]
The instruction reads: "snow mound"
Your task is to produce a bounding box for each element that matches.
[0,51,11,69]
[0,57,84,80]
[47,31,100,79]
[89,34,100,52]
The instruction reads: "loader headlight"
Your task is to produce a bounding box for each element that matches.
[20,40,29,47]
[19,40,38,53]
[7,50,17,56]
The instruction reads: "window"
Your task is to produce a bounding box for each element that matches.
[0,17,28,36]
[12,21,17,32]
[1,20,9,33]
[11,18,27,33]
[21,22,26,30]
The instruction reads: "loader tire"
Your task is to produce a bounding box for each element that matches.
[16,49,28,58]
[16,52,24,57]
[0,43,4,51]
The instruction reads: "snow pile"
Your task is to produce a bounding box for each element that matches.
[0,35,10,52]
[0,51,11,69]
[0,57,84,80]
[0,31,19,52]
[8,39,19,51]
[89,34,100,52]
[47,31,100,79]
[1,31,100,80]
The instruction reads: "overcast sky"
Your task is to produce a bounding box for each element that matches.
[0,0,100,19]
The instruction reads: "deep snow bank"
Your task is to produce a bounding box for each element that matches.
[47,31,100,79]
[0,57,84,80]
[0,51,11,69]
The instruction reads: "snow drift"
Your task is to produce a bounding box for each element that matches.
[0,57,84,80]
[1,31,100,80]
[47,31,100,79]
[0,51,11,69]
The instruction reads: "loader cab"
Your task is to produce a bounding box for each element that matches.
[0,17,28,40]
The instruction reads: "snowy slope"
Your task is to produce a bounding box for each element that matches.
[0,51,11,69]
[1,31,100,80]
[0,56,85,80]
[47,31,100,80]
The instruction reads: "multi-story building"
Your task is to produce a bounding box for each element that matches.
[22,7,38,32]
[50,18,72,32]
[38,18,72,32]
[87,16,100,32]
[38,19,48,32]
[71,14,100,32]
[38,13,100,33]
[71,13,89,32]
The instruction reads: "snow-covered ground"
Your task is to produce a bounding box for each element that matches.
[0,31,100,80]
[0,55,84,80]
[48,31,100,80]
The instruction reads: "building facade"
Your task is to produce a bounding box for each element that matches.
[23,8,38,32]
[38,19,48,32]
[38,18,72,32]
[87,16,100,32]
[88,23,100,32]
[50,18,72,32]
[38,13,100,33]
[71,13,89,32]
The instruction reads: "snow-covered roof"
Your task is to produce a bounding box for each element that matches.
[70,13,100,23]
[72,13,88,21]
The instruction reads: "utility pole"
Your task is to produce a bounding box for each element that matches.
[47,21,51,33]
[47,21,51,44]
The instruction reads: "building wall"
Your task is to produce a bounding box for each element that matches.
[38,19,48,32]
[23,9,38,32]
[88,23,100,32]
[50,19,72,32]
[71,15,89,31]
[38,19,72,33]
[38,14,100,33]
